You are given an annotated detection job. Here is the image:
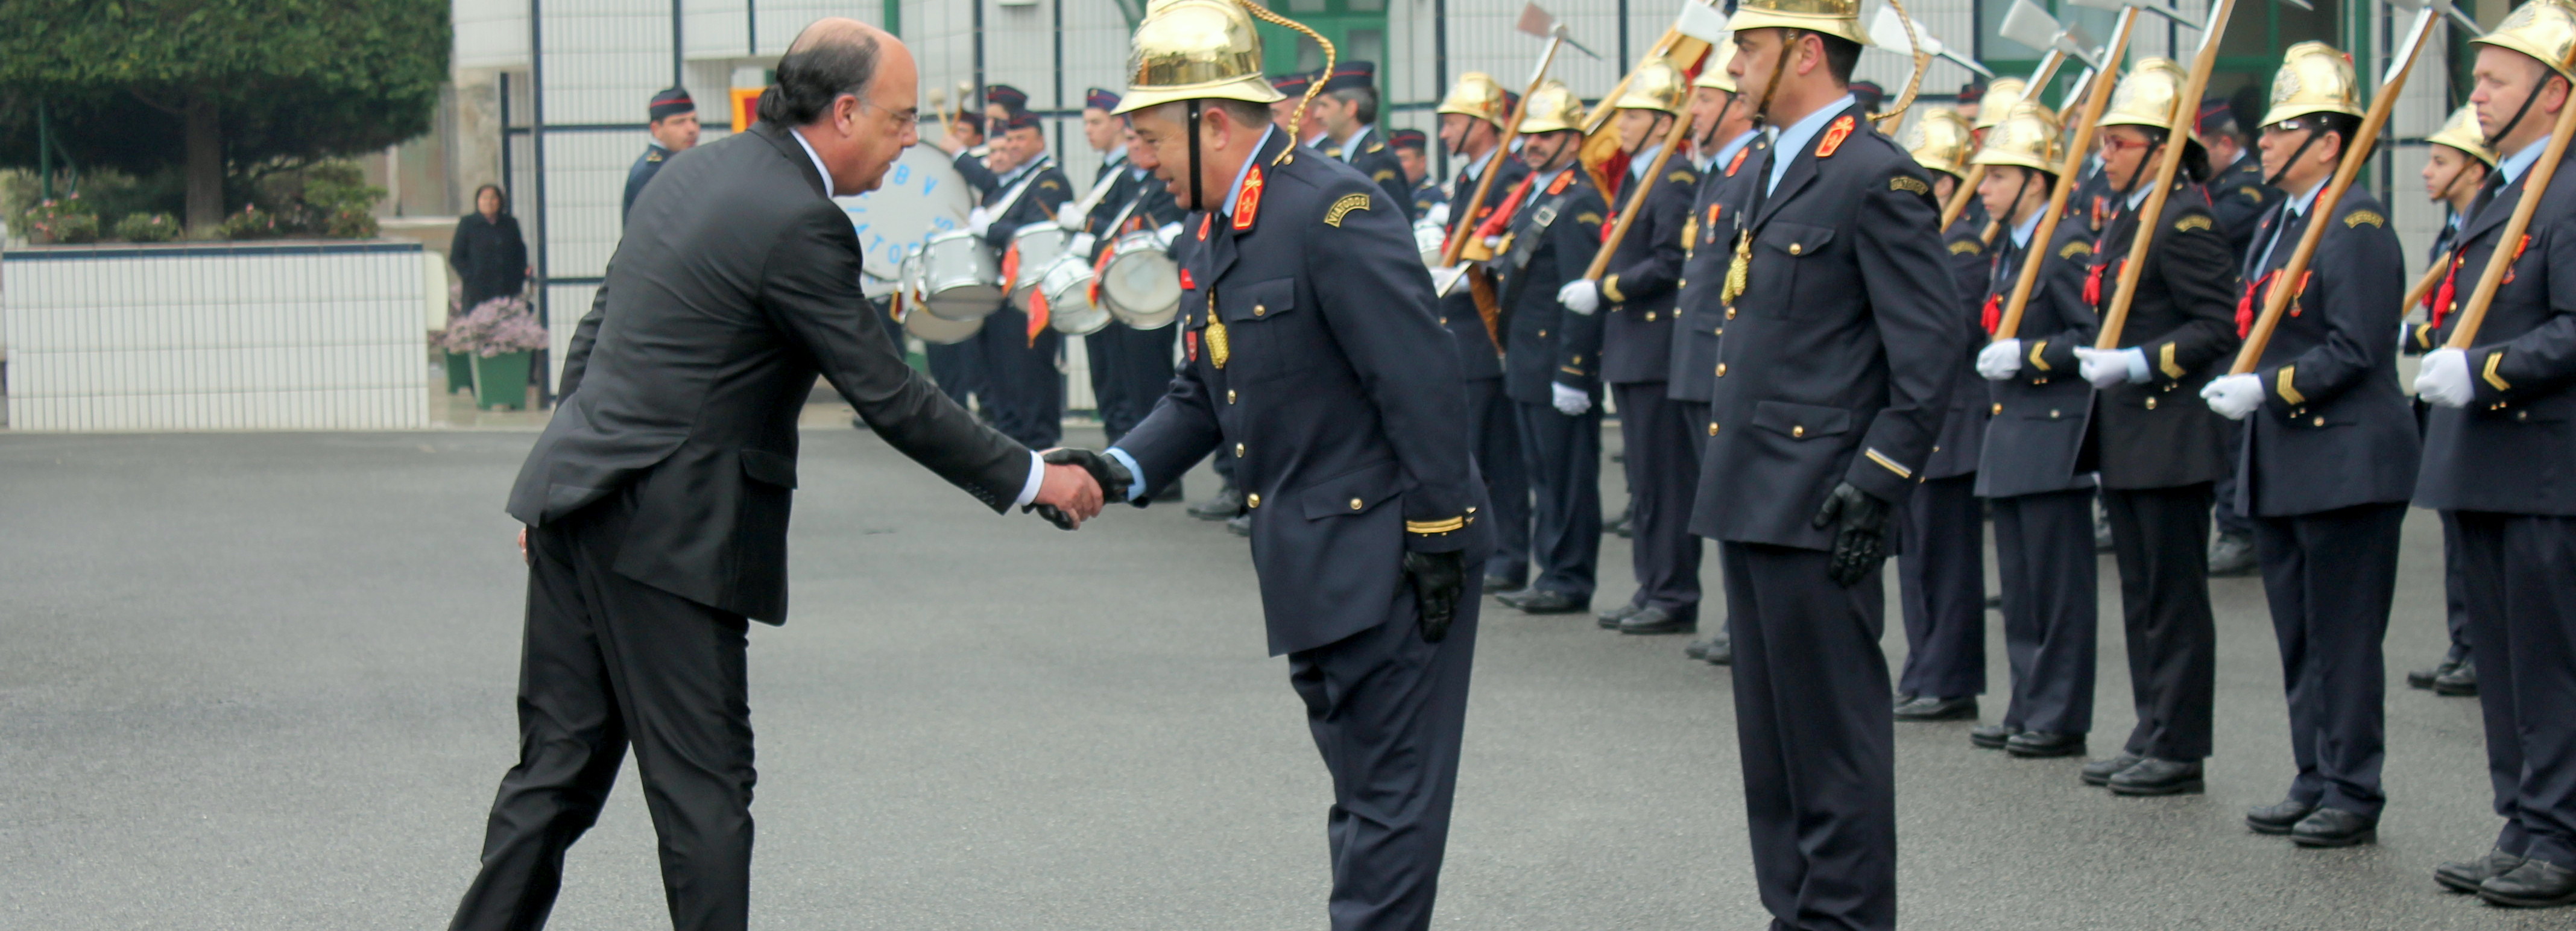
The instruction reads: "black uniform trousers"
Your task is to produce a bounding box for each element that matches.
[2452,511,2576,869]
[2103,483,2218,762]
[1896,473,1985,700]
[1612,383,1700,619]
[1679,401,1712,459]
[2442,511,2475,663]
[1989,489,2098,736]
[974,306,1062,449]
[451,487,756,931]
[1466,377,1532,585]
[1085,322,1177,445]
[2253,502,2402,818]
[924,340,985,413]
[1514,400,1601,603]
[2212,426,2253,537]
[1720,541,1896,931]
[1290,585,1482,931]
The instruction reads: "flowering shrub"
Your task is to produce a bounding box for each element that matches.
[21,196,101,244]
[218,204,282,240]
[112,212,180,243]
[440,297,550,358]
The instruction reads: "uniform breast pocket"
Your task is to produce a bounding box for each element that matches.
[1749,222,1834,318]
[1217,276,1315,383]
[1751,400,1853,441]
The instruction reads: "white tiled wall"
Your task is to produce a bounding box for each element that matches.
[2,245,434,431]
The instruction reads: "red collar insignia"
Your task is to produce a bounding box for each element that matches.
[1197,213,1211,241]
[1725,147,1749,177]
[1232,166,1264,232]
[1547,170,1575,195]
[1178,268,1196,291]
[1815,115,1855,159]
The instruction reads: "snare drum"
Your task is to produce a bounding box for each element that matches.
[1100,231,1182,329]
[919,229,1003,321]
[898,250,985,344]
[1006,222,1067,312]
[1038,252,1110,335]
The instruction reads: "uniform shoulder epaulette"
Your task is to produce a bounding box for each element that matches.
[2343,209,2385,229]
[645,152,663,162]
[1366,141,1386,154]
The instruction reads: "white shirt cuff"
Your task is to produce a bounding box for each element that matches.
[1012,450,1045,509]
[1105,447,1148,502]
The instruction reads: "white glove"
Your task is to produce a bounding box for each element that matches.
[1056,205,1084,227]
[2076,346,2148,389]
[2416,347,2474,409]
[1066,232,1097,257]
[2200,373,2264,420]
[1977,339,2023,380]
[1558,279,1601,315]
[1424,202,1452,229]
[1552,382,1593,415]
[967,206,994,237]
[1155,222,1184,248]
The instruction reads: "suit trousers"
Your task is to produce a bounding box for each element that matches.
[2103,483,2218,762]
[1896,473,1985,700]
[451,487,756,931]
[924,340,985,412]
[1989,489,2098,736]
[1086,322,1177,446]
[1720,541,1896,931]
[2253,502,2403,818]
[1679,400,1713,459]
[1289,588,1482,931]
[1612,383,1701,619]
[1514,400,1602,602]
[1466,377,1532,584]
[2212,424,2253,537]
[975,308,1063,449]
[2452,511,2576,869]
[2442,511,2475,663]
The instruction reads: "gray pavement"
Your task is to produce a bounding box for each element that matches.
[0,426,2557,930]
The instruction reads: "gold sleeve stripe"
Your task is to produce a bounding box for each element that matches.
[2485,351,2513,392]
[1601,275,1626,303]
[2159,342,2185,380]
[1406,517,1467,534]
[2028,340,2051,371]
[2277,365,2305,405]
[1864,448,1914,479]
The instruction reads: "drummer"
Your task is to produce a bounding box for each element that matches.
[1391,128,1446,218]
[944,84,1031,194]
[1076,92,1186,489]
[971,110,1075,449]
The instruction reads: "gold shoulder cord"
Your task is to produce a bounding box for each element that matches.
[1236,0,1334,168]
[1721,231,1752,306]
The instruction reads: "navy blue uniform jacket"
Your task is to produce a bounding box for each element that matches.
[2417,146,2576,516]
[1599,157,1698,385]
[1498,167,1612,403]
[1977,218,2103,499]
[1672,138,1769,404]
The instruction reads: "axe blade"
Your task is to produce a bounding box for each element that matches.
[1517,3,1556,38]
[2000,0,2065,54]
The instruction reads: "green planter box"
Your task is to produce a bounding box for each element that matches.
[444,352,476,394]
[470,350,534,410]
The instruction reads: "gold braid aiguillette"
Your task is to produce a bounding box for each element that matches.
[1721,230,1752,306]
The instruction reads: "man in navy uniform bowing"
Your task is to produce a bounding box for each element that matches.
[1046,2,1490,927]
[1691,3,1964,927]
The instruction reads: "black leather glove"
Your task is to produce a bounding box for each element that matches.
[1810,481,1892,588]
[1403,550,1465,643]
[1024,447,1136,530]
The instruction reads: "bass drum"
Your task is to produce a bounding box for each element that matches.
[1100,231,1182,329]
[900,250,984,344]
[839,145,974,300]
[919,229,1003,321]
[1038,251,1111,335]
[1007,222,1068,312]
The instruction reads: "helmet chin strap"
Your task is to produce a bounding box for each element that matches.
[1187,99,1204,213]
[2484,74,2554,155]
[2263,129,2322,188]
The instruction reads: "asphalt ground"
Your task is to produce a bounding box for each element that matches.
[0,426,2558,930]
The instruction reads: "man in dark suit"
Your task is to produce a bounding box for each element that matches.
[1691,11,1964,929]
[970,112,1075,449]
[2202,49,2416,849]
[1310,61,1415,221]
[451,21,1103,931]
[1488,81,1610,616]
[1673,50,1760,664]
[1966,103,2102,759]
[1077,99,1186,470]
[1065,8,1490,921]
[1434,72,1533,592]
[2416,17,2576,906]
[2068,58,2240,799]
[1559,58,1701,636]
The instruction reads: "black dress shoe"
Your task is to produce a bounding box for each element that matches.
[1507,589,1588,614]
[2435,658,2479,696]
[2208,531,2258,577]
[2291,808,2377,848]
[1483,578,1522,598]
[2081,754,2144,786]
[1596,602,1643,630]
[1225,512,1252,537]
[2481,859,2576,907]
[2408,658,2460,690]
[2244,799,2317,835]
[2006,730,2086,758]
[2107,757,2204,796]
[1969,723,2020,750]
[1893,695,1978,722]
[1619,606,1696,635]
[2439,850,2528,894]
[1187,485,1245,520]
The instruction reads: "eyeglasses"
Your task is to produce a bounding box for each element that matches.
[2261,119,2322,136]
[2095,134,2152,154]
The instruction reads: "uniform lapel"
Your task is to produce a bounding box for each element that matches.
[1750,104,1858,232]
[2456,172,2522,252]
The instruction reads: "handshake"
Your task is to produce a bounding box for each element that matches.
[1023,447,1135,530]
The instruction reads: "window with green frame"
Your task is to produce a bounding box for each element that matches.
[1254,0,1389,77]
[1969,1,2366,112]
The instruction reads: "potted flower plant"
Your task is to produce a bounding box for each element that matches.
[441,296,551,410]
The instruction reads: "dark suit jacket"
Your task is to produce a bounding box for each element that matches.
[2417,148,2576,516]
[1438,154,1529,382]
[2077,182,2241,490]
[1690,103,1965,549]
[1977,219,2101,499]
[1498,167,1611,403]
[1922,217,1992,481]
[510,123,1034,623]
[1322,126,1416,222]
[1599,157,1697,385]
[1114,131,1489,655]
[1671,137,1767,404]
[2231,185,2417,517]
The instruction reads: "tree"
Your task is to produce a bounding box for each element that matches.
[0,0,449,231]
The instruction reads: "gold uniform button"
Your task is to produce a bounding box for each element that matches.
[1792,425,1806,438]
[1247,493,1261,509]
[2312,415,2327,426]
[1991,403,2004,415]
[1788,243,1803,255]
[1349,497,1364,511]
[1726,308,1736,320]
[2144,397,2158,410]
[1438,316,1448,324]
[1226,390,1237,404]
[1645,312,1658,322]
[1234,443,1246,456]
[2048,409,2061,419]
[1708,422,1720,436]
[2518,410,2532,421]
[1253,304,1266,317]
[1538,329,1548,338]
